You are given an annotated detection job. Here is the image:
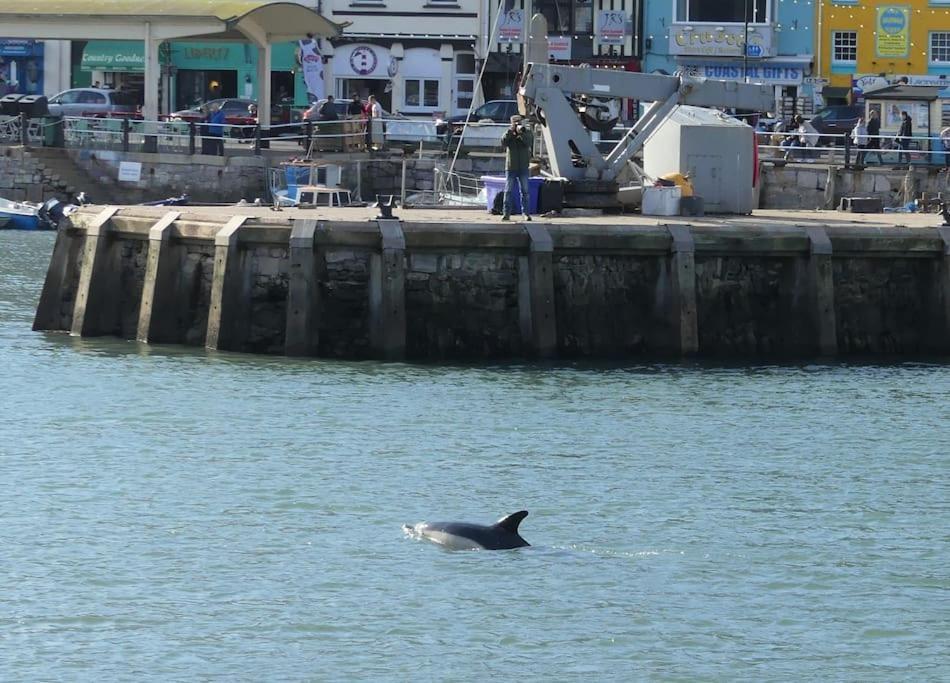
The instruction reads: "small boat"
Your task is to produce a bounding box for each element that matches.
[0,197,81,231]
[0,197,45,230]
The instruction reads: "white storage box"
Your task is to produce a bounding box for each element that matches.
[641,186,681,216]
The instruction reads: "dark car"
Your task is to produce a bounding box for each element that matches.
[437,100,519,135]
[809,105,863,145]
[169,98,258,126]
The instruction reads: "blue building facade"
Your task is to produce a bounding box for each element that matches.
[642,0,816,116]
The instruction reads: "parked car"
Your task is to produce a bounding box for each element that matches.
[436,99,520,135]
[168,98,258,126]
[47,88,139,118]
[809,105,863,145]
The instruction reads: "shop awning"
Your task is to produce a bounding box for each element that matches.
[81,41,144,72]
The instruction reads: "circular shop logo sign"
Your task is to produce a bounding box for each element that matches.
[350,46,378,76]
[880,8,906,35]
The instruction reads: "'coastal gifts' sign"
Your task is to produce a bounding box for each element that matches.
[876,6,909,58]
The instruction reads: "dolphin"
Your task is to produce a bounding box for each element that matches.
[404,510,530,550]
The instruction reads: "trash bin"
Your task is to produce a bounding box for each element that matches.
[0,93,24,116]
[18,95,49,118]
[481,175,543,215]
[42,116,64,147]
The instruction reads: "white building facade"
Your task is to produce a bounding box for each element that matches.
[322,0,482,117]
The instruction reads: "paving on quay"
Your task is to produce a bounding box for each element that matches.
[79,204,950,230]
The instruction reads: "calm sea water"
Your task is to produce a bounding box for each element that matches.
[1,231,948,681]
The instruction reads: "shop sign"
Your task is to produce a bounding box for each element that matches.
[498,9,524,44]
[679,62,803,86]
[669,24,773,58]
[876,6,909,58]
[597,10,626,46]
[0,40,38,57]
[547,36,572,61]
[181,47,231,62]
[853,75,889,94]
[334,44,392,78]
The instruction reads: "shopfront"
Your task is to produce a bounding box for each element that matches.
[0,39,45,96]
[80,40,144,98]
[331,43,395,112]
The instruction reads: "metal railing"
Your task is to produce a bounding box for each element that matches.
[755,129,950,169]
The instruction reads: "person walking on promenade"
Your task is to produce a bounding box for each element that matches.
[318,95,338,121]
[501,114,533,221]
[364,94,383,149]
[940,125,950,170]
[852,116,868,167]
[206,103,225,156]
[866,109,884,165]
[897,111,913,166]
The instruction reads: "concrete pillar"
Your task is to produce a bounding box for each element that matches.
[938,227,950,350]
[824,166,837,209]
[205,215,250,351]
[285,219,322,356]
[440,44,454,117]
[70,207,119,337]
[668,224,699,354]
[256,43,273,127]
[143,24,161,122]
[136,211,181,343]
[518,223,557,357]
[33,219,83,332]
[390,43,404,115]
[369,219,406,360]
[806,226,838,356]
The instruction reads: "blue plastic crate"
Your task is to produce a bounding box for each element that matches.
[481,175,543,214]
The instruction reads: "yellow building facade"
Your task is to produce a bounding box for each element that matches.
[817,0,950,89]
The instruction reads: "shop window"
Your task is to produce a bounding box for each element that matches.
[931,32,950,63]
[454,52,476,114]
[532,1,593,34]
[405,79,440,108]
[675,0,770,23]
[832,31,857,64]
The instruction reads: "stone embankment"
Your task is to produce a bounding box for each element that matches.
[33,206,950,360]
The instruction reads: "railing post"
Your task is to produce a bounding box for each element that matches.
[19,112,28,146]
[305,120,313,153]
[188,121,196,155]
[843,131,851,169]
[122,118,130,152]
[254,124,261,155]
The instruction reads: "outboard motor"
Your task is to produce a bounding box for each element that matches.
[38,198,66,229]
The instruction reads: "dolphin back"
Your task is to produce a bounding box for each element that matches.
[493,510,528,535]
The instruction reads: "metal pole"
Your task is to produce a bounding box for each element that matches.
[743,0,750,84]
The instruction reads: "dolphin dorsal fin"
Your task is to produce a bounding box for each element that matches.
[494,510,528,534]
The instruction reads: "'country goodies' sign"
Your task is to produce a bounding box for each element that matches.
[877,6,909,58]
[498,9,525,44]
[597,10,627,46]
[669,24,773,58]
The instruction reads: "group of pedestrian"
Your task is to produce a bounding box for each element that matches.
[779,115,819,161]
[850,109,904,167]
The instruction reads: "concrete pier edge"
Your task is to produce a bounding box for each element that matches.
[206,215,251,351]
[285,218,321,357]
[33,206,950,359]
[806,226,838,357]
[668,224,699,355]
[70,206,119,337]
[136,211,181,343]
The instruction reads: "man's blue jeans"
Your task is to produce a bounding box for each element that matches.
[504,170,530,216]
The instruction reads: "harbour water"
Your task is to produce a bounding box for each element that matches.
[1,231,948,680]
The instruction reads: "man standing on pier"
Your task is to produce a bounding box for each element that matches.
[501,114,532,221]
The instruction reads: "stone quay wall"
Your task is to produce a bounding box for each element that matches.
[33,208,950,360]
[759,164,950,210]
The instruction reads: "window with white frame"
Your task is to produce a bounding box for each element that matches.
[932,32,950,63]
[674,0,772,23]
[832,31,857,64]
[405,79,440,108]
[454,52,476,114]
